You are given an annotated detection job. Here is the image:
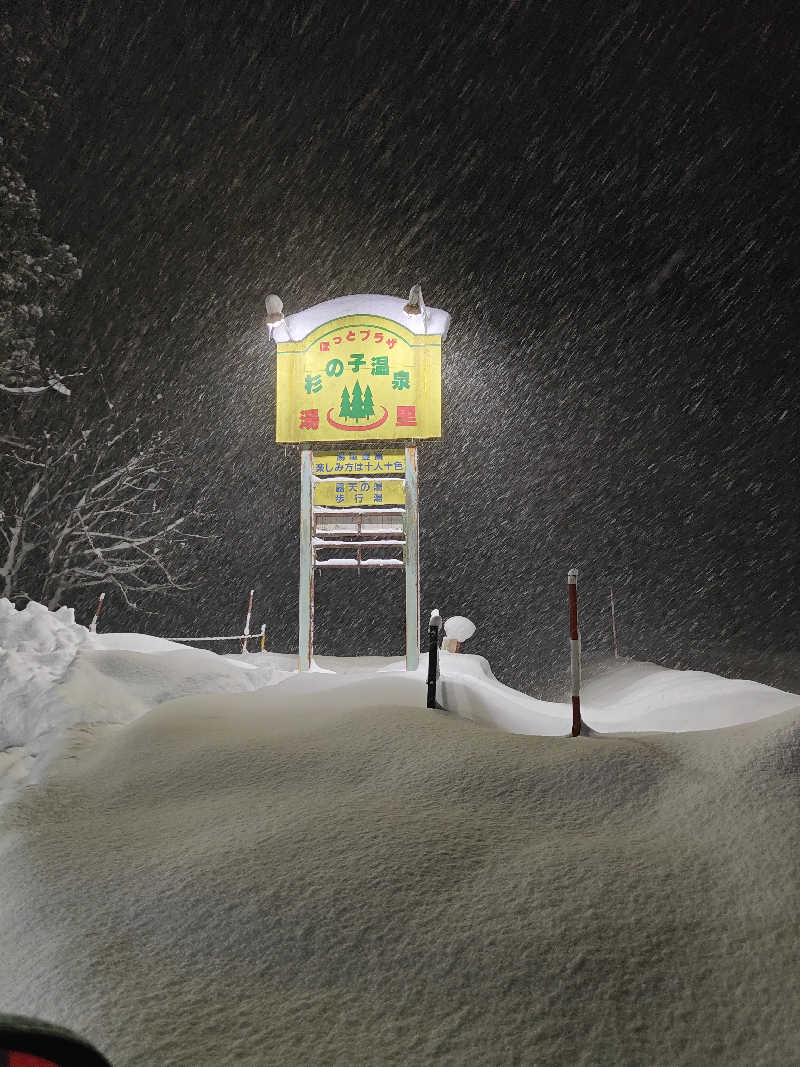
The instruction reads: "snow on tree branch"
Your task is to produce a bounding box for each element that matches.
[1,418,207,609]
[0,161,82,395]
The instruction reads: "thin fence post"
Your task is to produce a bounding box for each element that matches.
[89,591,105,633]
[568,569,582,736]
[259,623,266,653]
[610,585,619,658]
[241,588,254,654]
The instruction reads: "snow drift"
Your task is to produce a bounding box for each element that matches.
[1,600,799,1064]
[0,599,290,797]
[1,598,798,802]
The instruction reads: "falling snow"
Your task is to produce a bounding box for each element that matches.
[3,1,798,695]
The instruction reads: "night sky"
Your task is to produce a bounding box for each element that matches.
[13,0,800,693]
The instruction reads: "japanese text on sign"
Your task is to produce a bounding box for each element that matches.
[312,449,405,475]
[314,479,406,508]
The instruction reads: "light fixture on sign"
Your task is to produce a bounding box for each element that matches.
[264,293,284,325]
[403,284,426,319]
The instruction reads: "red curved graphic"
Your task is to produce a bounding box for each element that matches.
[326,406,389,432]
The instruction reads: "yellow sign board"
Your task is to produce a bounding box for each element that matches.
[312,449,405,477]
[276,315,441,442]
[314,478,405,508]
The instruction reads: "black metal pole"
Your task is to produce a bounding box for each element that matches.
[426,608,442,708]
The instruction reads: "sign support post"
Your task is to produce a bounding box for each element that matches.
[404,445,420,670]
[298,447,314,670]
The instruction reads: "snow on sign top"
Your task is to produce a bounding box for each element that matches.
[270,294,451,343]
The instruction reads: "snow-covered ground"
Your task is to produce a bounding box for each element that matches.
[1,599,798,1065]
[2,599,795,797]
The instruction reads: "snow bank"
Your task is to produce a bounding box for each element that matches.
[0,600,291,798]
[0,599,90,750]
[2,600,798,804]
[2,601,800,1063]
[581,659,799,732]
[0,599,290,750]
[1,676,798,1066]
[89,631,195,654]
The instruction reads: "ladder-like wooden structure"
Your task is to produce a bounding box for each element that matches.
[298,447,419,671]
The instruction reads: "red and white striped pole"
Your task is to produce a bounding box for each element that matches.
[610,586,619,659]
[568,569,582,737]
[89,591,106,634]
[241,588,254,654]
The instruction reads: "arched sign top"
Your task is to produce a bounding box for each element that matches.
[274,303,446,443]
[271,293,451,344]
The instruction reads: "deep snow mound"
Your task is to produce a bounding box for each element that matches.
[2,678,798,1067]
[0,600,91,749]
[0,599,291,795]
[580,659,800,732]
[2,600,799,806]
[0,598,86,655]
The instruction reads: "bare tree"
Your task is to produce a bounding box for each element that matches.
[1,419,203,610]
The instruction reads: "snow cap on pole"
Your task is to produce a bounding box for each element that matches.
[264,294,284,324]
[404,284,425,317]
[443,616,476,642]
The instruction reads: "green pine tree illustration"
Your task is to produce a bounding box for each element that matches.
[363,384,375,418]
[350,380,365,422]
[338,386,352,419]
